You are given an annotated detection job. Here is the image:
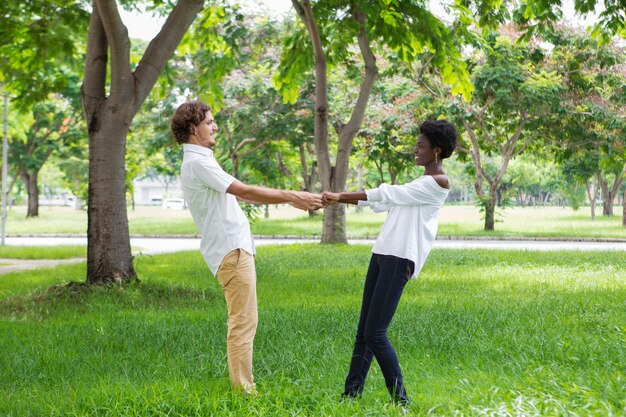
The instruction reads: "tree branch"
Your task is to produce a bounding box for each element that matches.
[134,0,204,112]
[82,1,107,129]
[239,140,268,158]
[94,0,132,102]
[462,119,491,193]
[335,2,377,189]
[296,0,331,190]
[496,116,526,185]
[230,137,256,157]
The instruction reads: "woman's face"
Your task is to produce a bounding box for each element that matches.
[413,134,436,166]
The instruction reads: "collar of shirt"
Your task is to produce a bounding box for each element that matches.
[183,143,214,159]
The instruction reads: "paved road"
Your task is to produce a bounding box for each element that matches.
[4,236,626,254]
[2,236,624,275]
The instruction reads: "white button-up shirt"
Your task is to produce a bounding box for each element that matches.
[180,144,255,275]
[359,175,449,280]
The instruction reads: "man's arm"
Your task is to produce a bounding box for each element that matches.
[227,180,323,211]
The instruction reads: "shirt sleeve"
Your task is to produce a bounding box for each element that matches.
[365,177,444,207]
[358,200,391,213]
[191,159,236,194]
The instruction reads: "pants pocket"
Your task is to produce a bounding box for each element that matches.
[217,249,242,287]
[404,260,415,282]
[222,249,241,268]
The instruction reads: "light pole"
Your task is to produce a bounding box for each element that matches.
[1,91,8,245]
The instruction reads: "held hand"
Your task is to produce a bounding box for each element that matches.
[290,191,324,211]
[321,192,340,207]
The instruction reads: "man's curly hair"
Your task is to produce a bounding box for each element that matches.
[419,120,458,159]
[171,101,211,144]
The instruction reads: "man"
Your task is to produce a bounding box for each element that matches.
[171,100,323,394]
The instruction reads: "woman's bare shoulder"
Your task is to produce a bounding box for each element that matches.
[429,174,450,189]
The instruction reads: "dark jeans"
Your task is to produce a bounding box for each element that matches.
[344,253,414,402]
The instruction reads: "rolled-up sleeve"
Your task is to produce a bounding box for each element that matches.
[191,159,236,193]
[358,199,390,213]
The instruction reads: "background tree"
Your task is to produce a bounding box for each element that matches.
[444,34,564,230]
[553,32,626,217]
[277,0,473,243]
[0,0,88,217]
[10,93,84,217]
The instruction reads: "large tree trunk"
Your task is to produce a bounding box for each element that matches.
[81,0,203,285]
[20,170,39,218]
[87,105,136,284]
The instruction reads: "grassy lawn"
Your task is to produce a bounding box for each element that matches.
[0,245,86,260]
[4,204,626,239]
[1,245,624,416]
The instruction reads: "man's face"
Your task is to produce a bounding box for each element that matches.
[191,112,219,148]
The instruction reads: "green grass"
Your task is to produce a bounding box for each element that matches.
[0,245,86,259]
[1,245,625,416]
[5,205,626,239]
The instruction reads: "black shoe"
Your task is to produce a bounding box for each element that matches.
[340,390,361,401]
[391,394,410,407]
[389,384,410,407]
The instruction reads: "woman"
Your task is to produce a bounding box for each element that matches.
[322,119,458,406]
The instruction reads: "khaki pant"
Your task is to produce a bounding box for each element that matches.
[215,249,258,394]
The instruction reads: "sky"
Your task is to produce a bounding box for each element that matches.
[120,0,294,41]
[120,0,599,42]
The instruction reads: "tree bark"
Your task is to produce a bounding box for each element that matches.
[484,195,496,231]
[87,104,136,284]
[598,172,624,217]
[81,0,203,285]
[323,203,346,241]
[20,170,39,218]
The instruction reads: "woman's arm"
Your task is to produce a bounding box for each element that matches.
[322,191,367,206]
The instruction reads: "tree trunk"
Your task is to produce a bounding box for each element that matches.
[623,188,626,227]
[603,197,613,216]
[598,173,614,216]
[21,171,39,218]
[585,180,596,220]
[298,143,318,218]
[323,203,346,242]
[87,105,136,285]
[355,163,364,213]
[484,195,496,231]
